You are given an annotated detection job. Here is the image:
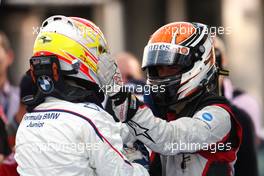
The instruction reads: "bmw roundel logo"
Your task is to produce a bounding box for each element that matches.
[202,113,213,121]
[37,75,54,93]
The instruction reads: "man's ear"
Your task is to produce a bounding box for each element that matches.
[7,49,14,66]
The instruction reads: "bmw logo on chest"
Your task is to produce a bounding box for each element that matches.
[37,75,54,93]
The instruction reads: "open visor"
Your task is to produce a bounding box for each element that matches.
[142,43,193,69]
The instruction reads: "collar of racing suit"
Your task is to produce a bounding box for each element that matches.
[24,81,104,112]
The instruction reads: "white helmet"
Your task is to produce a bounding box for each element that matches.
[142,22,217,106]
[26,15,117,106]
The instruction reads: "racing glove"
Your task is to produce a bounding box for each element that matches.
[123,140,150,171]
[98,53,142,122]
[108,91,143,122]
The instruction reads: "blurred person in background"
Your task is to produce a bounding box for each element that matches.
[109,22,242,176]
[258,138,264,176]
[8,74,37,148]
[115,52,145,101]
[0,152,19,176]
[115,52,143,83]
[0,31,20,144]
[0,74,37,176]
[15,15,149,176]
[0,116,11,163]
[15,74,37,124]
[215,37,260,176]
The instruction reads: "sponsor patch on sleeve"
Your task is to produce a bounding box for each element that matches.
[202,112,213,121]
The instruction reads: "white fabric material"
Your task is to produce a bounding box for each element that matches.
[125,105,232,176]
[15,97,149,176]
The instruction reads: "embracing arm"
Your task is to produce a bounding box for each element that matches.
[125,105,231,155]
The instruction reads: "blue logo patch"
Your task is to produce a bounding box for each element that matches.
[202,113,213,121]
[37,75,54,93]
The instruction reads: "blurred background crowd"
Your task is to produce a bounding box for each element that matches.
[0,0,263,175]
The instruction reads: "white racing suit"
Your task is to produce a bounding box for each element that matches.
[15,97,149,176]
[121,103,242,176]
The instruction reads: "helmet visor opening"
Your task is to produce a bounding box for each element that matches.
[142,43,193,70]
[147,65,184,78]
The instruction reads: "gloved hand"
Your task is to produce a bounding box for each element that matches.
[123,140,150,171]
[97,53,123,96]
[98,53,142,122]
[108,92,143,122]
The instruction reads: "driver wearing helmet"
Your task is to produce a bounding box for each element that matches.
[110,22,242,176]
[14,16,149,176]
